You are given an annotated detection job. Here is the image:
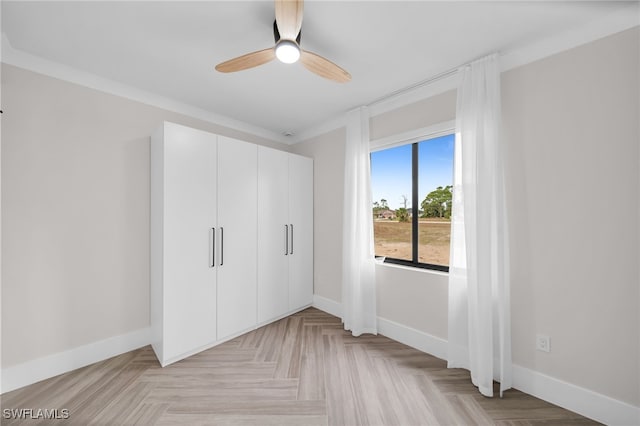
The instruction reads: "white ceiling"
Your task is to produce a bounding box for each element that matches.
[2,1,637,141]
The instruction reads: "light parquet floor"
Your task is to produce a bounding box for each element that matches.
[1,308,599,425]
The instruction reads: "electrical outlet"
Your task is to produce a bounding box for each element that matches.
[536,334,550,352]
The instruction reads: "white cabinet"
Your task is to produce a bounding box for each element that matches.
[151,122,311,367]
[257,148,290,323]
[216,136,257,340]
[288,154,314,311]
[151,123,257,366]
[151,122,218,366]
[258,148,313,324]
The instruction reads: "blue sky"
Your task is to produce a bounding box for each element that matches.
[371,134,454,210]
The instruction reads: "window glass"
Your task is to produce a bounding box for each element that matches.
[370,133,454,271]
[371,144,412,261]
[418,135,454,266]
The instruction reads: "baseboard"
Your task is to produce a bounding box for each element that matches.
[376,316,448,361]
[313,295,448,361]
[256,303,314,329]
[1,327,151,394]
[311,296,639,426]
[312,294,342,318]
[512,365,640,426]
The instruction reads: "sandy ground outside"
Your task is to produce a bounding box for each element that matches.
[374,220,450,266]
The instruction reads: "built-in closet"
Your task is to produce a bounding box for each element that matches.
[150,122,313,366]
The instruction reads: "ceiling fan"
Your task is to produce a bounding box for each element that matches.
[215,0,351,83]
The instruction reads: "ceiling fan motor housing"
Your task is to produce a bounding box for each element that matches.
[274,20,301,44]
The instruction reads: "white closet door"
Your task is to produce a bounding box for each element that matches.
[288,154,314,310]
[257,146,290,323]
[217,136,258,340]
[163,123,217,360]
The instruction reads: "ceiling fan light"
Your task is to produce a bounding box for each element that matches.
[275,40,300,64]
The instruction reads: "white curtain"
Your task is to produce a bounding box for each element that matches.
[447,54,512,397]
[342,106,377,337]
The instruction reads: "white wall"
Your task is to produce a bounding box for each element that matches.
[291,127,345,304]
[1,64,285,368]
[502,26,639,406]
[370,90,457,141]
[292,27,639,408]
[375,264,448,340]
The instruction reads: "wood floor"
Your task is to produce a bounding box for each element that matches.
[1,308,599,425]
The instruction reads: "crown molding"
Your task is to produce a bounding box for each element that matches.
[2,3,637,147]
[1,34,290,146]
[499,2,639,73]
[289,112,348,145]
[291,4,639,145]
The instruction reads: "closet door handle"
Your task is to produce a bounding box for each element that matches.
[220,227,224,266]
[290,224,294,254]
[285,225,288,256]
[210,228,215,268]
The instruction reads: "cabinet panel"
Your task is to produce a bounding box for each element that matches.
[162,123,217,361]
[289,154,314,310]
[152,122,313,367]
[217,136,258,340]
[257,147,290,323]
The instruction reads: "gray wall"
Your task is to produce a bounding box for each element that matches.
[292,27,639,406]
[502,26,639,406]
[292,127,346,304]
[370,90,457,141]
[1,64,285,367]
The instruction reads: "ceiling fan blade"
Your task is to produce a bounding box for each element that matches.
[275,0,303,40]
[300,50,351,83]
[215,48,276,73]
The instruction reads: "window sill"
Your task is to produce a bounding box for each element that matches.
[375,259,449,277]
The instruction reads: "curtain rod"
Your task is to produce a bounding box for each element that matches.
[365,66,460,108]
[365,50,501,109]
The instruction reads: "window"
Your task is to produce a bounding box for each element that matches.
[371,133,454,271]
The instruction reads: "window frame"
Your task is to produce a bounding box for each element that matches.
[370,120,455,273]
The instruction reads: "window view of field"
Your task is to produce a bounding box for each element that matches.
[373,219,451,265]
[371,134,454,267]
